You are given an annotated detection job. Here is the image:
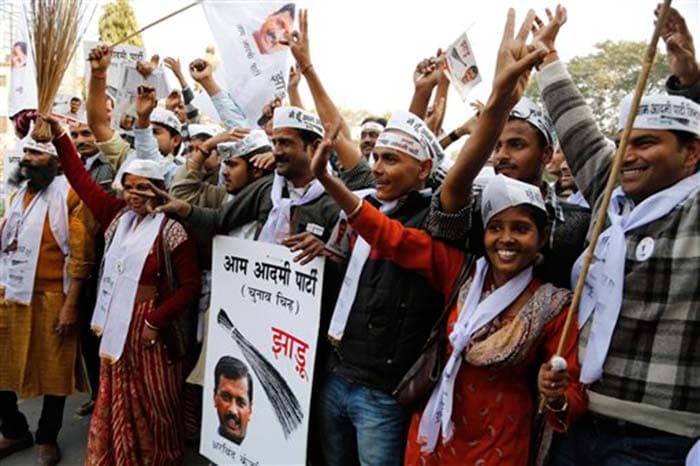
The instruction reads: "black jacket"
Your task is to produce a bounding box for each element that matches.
[332,191,444,393]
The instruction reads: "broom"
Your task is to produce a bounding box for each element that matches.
[217,309,304,439]
[27,0,94,142]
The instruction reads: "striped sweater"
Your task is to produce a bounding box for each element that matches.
[536,60,700,438]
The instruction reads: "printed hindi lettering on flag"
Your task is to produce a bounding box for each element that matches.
[201,236,324,465]
[445,31,482,101]
[8,4,37,118]
[201,1,295,127]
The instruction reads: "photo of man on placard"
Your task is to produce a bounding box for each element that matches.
[214,356,254,445]
[11,41,27,69]
[253,3,295,55]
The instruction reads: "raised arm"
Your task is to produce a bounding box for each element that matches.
[533,6,614,204]
[189,59,248,129]
[44,115,125,228]
[657,6,700,102]
[408,54,444,120]
[164,57,200,123]
[133,85,167,165]
[86,46,116,143]
[440,9,548,213]
[287,66,304,108]
[282,9,363,171]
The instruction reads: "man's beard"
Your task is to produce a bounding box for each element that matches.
[12,160,58,191]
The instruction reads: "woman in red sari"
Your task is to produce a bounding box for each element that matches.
[307,10,587,465]
[45,115,200,466]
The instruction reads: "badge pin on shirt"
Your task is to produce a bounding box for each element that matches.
[635,237,655,262]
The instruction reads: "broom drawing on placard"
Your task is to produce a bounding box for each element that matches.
[217,309,303,439]
[26,0,95,142]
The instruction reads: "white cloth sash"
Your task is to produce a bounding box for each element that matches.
[92,211,164,362]
[0,176,70,305]
[687,440,700,466]
[418,258,533,452]
[573,171,700,384]
[258,173,326,244]
[327,189,397,340]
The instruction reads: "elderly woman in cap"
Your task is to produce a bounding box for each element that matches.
[308,9,586,466]
[42,115,200,466]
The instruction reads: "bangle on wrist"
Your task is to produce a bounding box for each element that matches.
[347,199,364,220]
[447,130,460,143]
[91,70,107,80]
[300,63,313,75]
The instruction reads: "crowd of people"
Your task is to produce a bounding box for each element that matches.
[0,4,698,466]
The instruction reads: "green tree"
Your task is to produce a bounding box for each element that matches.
[526,40,670,136]
[98,0,143,47]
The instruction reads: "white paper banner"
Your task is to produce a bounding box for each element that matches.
[200,237,324,465]
[445,31,481,101]
[8,5,37,117]
[201,1,294,127]
[83,40,147,95]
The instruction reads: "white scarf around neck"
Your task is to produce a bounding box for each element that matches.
[258,172,326,244]
[92,210,164,362]
[573,171,700,384]
[0,176,70,305]
[418,257,533,452]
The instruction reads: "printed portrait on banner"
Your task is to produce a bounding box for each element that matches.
[201,237,324,466]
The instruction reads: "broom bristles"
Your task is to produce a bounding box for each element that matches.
[217,309,304,438]
[27,0,95,142]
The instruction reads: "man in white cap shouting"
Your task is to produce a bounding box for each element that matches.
[0,137,94,465]
[534,8,700,465]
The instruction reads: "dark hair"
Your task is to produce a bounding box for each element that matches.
[214,356,253,403]
[519,204,549,240]
[189,133,211,144]
[670,130,698,148]
[120,172,166,192]
[297,128,322,148]
[274,3,295,18]
[167,90,182,101]
[12,41,27,54]
[361,116,388,127]
[468,65,479,75]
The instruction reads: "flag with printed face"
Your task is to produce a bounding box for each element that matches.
[8,5,37,117]
[445,31,481,101]
[201,1,295,127]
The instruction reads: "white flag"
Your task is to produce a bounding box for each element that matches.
[8,5,37,117]
[201,1,295,127]
[445,31,481,101]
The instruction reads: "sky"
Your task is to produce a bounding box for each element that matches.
[40,0,700,130]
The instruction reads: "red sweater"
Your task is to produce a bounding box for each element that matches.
[54,133,200,328]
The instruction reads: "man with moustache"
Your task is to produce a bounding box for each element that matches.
[213,356,253,445]
[0,138,94,465]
